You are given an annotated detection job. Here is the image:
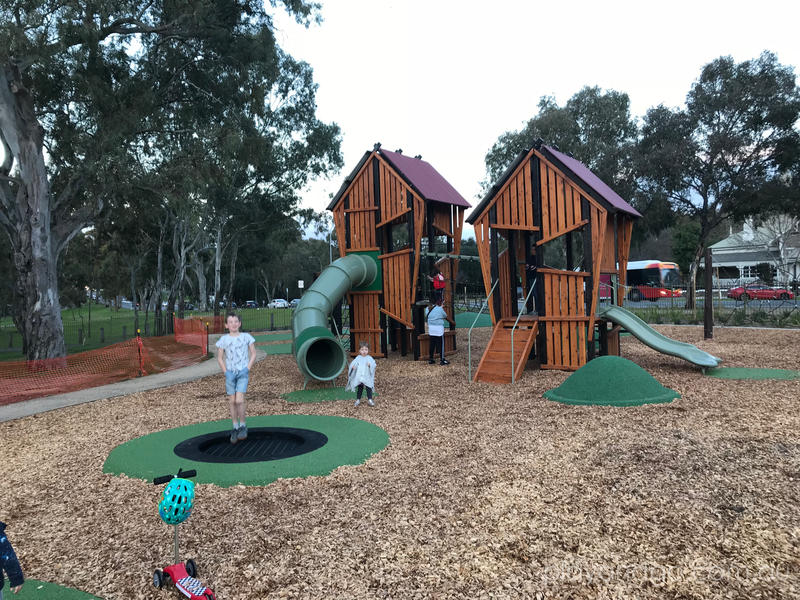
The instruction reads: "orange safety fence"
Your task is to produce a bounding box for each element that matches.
[0,335,207,406]
[173,315,225,353]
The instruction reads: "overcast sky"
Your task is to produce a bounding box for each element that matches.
[273,0,800,238]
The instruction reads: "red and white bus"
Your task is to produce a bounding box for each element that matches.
[625,260,684,301]
[599,260,684,301]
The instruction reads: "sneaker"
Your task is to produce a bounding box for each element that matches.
[367,399,375,407]
[237,424,248,441]
[428,359,436,364]
[440,359,450,365]
[230,428,239,444]
[354,399,360,407]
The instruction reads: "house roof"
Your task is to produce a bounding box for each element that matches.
[467,140,640,224]
[327,146,470,211]
[711,250,778,264]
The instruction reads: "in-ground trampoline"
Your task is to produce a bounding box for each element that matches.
[104,414,389,487]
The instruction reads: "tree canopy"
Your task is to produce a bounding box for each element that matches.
[0,0,341,359]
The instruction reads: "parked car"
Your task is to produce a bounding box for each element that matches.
[244,300,258,309]
[267,298,289,308]
[289,298,301,308]
[726,284,794,301]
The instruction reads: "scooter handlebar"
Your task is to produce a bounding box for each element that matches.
[153,468,197,485]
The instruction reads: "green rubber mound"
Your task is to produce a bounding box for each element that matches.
[103,414,389,487]
[544,356,680,406]
[283,387,379,403]
[706,367,800,380]
[7,579,100,599]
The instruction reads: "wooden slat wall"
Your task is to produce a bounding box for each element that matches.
[379,248,413,327]
[432,205,453,236]
[332,205,347,257]
[498,248,512,320]
[600,219,617,272]
[588,208,607,334]
[453,207,464,255]
[474,215,496,324]
[346,163,378,251]
[349,292,383,357]
[541,269,589,370]
[617,216,634,306]
[493,159,537,230]
[537,157,588,244]
[377,158,411,225]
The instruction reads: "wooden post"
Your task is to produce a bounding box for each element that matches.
[704,248,713,339]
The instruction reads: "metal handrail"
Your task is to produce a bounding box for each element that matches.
[510,282,537,383]
[467,280,498,382]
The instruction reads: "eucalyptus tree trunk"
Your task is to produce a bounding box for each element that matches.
[191,253,208,311]
[1,67,66,360]
[214,223,224,316]
[225,238,239,311]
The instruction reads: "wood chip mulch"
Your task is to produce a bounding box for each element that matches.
[0,325,798,599]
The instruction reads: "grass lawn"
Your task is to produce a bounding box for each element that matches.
[0,305,295,361]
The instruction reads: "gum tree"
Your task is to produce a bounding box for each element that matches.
[0,0,335,359]
[636,52,800,306]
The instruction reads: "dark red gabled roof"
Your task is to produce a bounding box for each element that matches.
[542,145,641,217]
[379,149,471,208]
[327,146,470,211]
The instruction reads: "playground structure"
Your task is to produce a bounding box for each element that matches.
[467,140,719,384]
[292,144,470,383]
[292,139,721,386]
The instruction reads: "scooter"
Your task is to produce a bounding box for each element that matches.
[152,467,216,600]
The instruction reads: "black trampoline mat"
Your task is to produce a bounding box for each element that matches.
[173,427,328,463]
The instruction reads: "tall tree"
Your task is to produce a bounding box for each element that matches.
[636,52,800,306]
[484,87,638,199]
[0,0,330,360]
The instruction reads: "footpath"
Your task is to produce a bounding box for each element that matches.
[0,335,269,423]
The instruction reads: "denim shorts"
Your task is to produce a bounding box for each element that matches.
[224,368,249,395]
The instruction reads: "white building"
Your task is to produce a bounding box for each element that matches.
[710,216,800,286]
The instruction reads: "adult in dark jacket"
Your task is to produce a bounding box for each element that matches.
[0,521,24,596]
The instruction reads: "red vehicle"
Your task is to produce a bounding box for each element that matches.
[625,260,684,302]
[726,284,794,301]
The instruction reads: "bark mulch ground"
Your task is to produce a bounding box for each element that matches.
[0,325,798,599]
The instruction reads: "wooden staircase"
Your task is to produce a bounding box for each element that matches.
[473,317,539,384]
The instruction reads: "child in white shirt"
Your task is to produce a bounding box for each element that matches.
[215,313,256,444]
[346,341,377,407]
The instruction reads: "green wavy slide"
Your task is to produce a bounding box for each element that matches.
[597,305,722,368]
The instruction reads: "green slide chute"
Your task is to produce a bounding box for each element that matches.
[597,304,722,368]
[292,253,378,381]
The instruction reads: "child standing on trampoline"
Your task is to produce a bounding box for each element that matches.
[346,341,376,407]
[216,312,256,444]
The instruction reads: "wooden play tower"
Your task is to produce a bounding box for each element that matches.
[467,140,641,383]
[327,144,470,359]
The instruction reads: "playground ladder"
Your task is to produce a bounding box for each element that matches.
[473,317,538,384]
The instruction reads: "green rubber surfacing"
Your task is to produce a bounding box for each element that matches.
[5,579,100,599]
[544,355,680,406]
[283,387,378,403]
[103,414,389,487]
[706,367,800,380]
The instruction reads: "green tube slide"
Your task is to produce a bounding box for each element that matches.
[292,253,378,381]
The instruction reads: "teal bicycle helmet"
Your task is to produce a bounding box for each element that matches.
[158,478,195,525]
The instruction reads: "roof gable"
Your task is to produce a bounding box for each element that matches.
[541,145,641,218]
[468,140,640,224]
[379,149,470,208]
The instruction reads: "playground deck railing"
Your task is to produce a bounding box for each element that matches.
[467,280,498,382]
